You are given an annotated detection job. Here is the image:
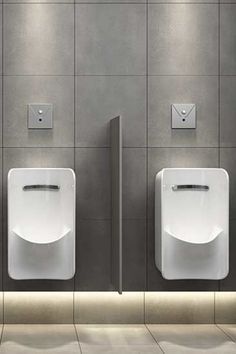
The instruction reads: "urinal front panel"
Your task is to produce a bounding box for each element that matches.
[8,168,76,280]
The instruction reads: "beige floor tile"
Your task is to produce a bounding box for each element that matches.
[218,324,236,342]
[76,325,156,346]
[0,325,80,353]
[147,324,236,353]
[80,345,162,354]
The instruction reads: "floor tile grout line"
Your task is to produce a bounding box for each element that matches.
[74,323,83,354]
[145,324,165,353]
[215,323,236,344]
[0,322,4,345]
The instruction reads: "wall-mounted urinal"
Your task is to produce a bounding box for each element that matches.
[8,168,76,280]
[155,168,229,280]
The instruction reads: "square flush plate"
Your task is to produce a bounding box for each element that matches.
[172,103,196,129]
[28,104,53,129]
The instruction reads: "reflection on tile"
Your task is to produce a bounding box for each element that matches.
[147,324,236,353]
[3,76,74,147]
[3,4,74,75]
[4,292,73,324]
[75,76,146,148]
[145,292,214,324]
[220,5,236,75]
[75,4,146,75]
[75,148,110,219]
[76,220,111,291]
[148,4,218,75]
[215,292,236,324]
[0,325,80,353]
[79,345,162,354]
[76,325,156,345]
[123,149,146,218]
[148,76,218,147]
[74,292,144,324]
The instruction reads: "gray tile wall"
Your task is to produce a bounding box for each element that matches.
[0,0,234,292]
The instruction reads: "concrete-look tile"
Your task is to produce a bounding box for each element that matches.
[75,4,146,75]
[4,293,73,323]
[74,292,144,324]
[148,76,218,148]
[220,5,236,75]
[147,324,236,353]
[220,77,236,147]
[76,325,156,345]
[123,220,146,291]
[3,76,74,147]
[220,220,236,291]
[123,149,146,219]
[79,346,162,354]
[4,0,73,3]
[148,4,218,75]
[147,220,218,291]
[3,4,74,75]
[145,292,214,324]
[220,148,236,219]
[0,293,3,323]
[76,220,111,291]
[75,148,110,219]
[215,292,236,323]
[0,7,2,74]
[75,76,146,148]
[148,148,218,219]
[0,79,3,147]
[0,325,80,353]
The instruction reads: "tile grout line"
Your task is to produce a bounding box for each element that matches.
[145,324,165,353]
[0,322,4,346]
[73,0,76,300]
[145,0,148,293]
[215,323,236,344]
[73,323,83,354]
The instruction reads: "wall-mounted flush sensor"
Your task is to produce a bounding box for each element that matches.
[28,104,53,129]
[171,104,196,129]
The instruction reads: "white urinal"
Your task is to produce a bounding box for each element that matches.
[8,168,76,280]
[155,168,229,280]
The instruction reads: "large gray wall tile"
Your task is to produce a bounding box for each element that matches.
[148,4,218,75]
[3,148,74,291]
[145,292,214,324]
[4,292,73,323]
[75,76,146,148]
[220,219,236,291]
[75,148,111,219]
[76,220,112,291]
[123,220,146,291]
[148,76,218,147]
[3,76,74,147]
[148,148,219,219]
[3,4,74,75]
[220,5,236,75]
[220,77,236,147]
[220,148,236,219]
[123,149,146,219]
[75,4,146,75]
[74,292,144,324]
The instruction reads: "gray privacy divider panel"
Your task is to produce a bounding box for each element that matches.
[111,116,122,294]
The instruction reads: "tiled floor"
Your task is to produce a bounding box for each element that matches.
[0,324,235,353]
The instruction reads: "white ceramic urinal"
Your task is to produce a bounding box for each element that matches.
[155,168,229,280]
[8,168,76,280]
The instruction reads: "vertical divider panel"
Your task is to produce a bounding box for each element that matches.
[110,116,122,294]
